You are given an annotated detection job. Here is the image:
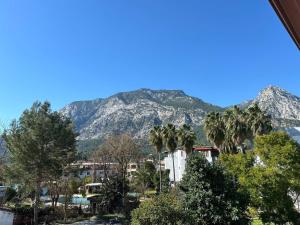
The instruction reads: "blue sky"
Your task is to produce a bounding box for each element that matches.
[0,0,299,125]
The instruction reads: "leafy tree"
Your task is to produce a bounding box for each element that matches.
[131,193,186,225]
[177,124,196,155]
[2,101,76,225]
[132,167,150,198]
[162,124,178,185]
[91,175,125,214]
[132,161,156,197]
[180,154,250,225]
[220,132,300,224]
[153,169,170,193]
[149,126,164,192]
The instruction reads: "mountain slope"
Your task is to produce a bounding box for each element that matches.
[61,86,300,153]
[60,89,223,141]
[247,86,300,127]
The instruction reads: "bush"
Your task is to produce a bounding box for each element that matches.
[131,193,186,225]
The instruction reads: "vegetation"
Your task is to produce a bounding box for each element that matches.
[149,126,164,193]
[1,100,299,225]
[2,101,77,225]
[220,132,300,224]
[132,161,156,198]
[93,134,141,208]
[181,154,250,225]
[177,124,196,156]
[162,124,178,185]
[153,169,170,193]
[204,104,272,153]
[131,193,185,225]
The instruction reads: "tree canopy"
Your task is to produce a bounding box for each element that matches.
[131,193,185,225]
[180,153,250,225]
[2,101,77,225]
[204,104,272,153]
[220,131,300,224]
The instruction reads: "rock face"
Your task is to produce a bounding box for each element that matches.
[248,86,300,127]
[60,89,222,140]
[60,86,300,142]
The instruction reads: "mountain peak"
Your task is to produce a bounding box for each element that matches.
[253,86,300,124]
[259,85,287,96]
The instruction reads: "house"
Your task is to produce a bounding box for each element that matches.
[70,161,119,180]
[127,162,138,177]
[164,147,219,182]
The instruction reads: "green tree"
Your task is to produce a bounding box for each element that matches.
[153,169,170,193]
[180,154,250,225]
[2,101,76,225]
[246,103,272,137]
[149,126,163,192]
[220,132,300,224]
[133,161,156,197]
[223,106,249,153]
[162,124,178,185]
[204,105,272,154]
[204,112,225,150]
[178,124,196,155]
[131,193,186,225]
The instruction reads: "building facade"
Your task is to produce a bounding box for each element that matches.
[164,147,219,182]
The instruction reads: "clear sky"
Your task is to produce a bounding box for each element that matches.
[0,0,299,125]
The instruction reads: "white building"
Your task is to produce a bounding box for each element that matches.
[164,147,219,182]
[71,161,118,180]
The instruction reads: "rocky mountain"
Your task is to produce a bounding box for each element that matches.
[60,89,223,141]
[244,86,300,127]
[60,86,300,152]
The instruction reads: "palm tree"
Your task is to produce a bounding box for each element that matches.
[149,126,163,193]
[178,124,196,156]
[223,106,249,152]
[246,104,272,137]
[204,112,225,151]
[162,124,178,186]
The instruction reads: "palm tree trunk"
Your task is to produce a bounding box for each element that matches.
[172,153,176,187]
[159,152,162,193]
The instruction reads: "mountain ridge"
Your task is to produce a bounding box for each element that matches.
[60,88,223,141]
[60,86,300,149]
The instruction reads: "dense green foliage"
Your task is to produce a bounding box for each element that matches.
[93,175,127,214]
[132,161,156,196]
[178,124,196,155]
[149,126,164,192]
[131,193,186,225]
[2,101,77,225]
[204,104,272,153]
[153,169,170,193]
[220,132,300,224]
[180,154,250,225]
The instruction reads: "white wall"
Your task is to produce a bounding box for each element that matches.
[164,150,215,182]
[0,210,14,225]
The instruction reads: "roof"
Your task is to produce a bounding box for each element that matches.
[269,0,300,49]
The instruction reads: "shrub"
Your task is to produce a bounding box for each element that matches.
[131,193,185,225]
